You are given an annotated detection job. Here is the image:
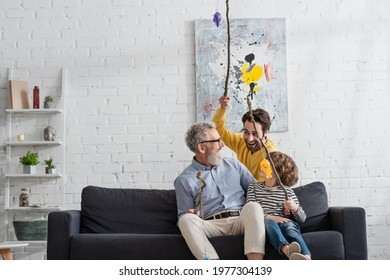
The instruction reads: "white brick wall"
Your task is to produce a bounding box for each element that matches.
[0,0,389,260]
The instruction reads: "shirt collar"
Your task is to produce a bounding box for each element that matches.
[191,157,214,171]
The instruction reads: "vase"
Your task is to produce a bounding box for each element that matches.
[33,86,40,109]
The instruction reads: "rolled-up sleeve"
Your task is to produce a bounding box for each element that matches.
[174,177,195,219]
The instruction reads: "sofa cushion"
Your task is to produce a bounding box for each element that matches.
[80,186,180,234]
[69,233,246,260]
[264,231,344,260]
[293,181,330,232]
[70,233,194,260]
[303,231,345,260]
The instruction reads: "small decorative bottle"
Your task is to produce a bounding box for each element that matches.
[33,86,40,109]
[19,188,30,207]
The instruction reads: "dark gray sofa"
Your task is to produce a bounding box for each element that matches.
[47,181,368,260]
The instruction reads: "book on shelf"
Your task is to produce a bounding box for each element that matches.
[8,80,30,109]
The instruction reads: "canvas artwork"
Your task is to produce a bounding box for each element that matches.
[195,18,288,132]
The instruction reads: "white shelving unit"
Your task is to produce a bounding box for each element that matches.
[3,68,66,249]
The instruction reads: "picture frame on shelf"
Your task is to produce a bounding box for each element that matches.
[8,80,30,109]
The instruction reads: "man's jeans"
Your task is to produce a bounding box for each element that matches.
[265,219,311,256]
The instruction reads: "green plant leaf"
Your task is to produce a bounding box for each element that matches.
[19,151,40,166]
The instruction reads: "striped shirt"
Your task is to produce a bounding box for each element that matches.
[246,181,306,223]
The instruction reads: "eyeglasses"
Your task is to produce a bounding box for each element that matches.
[200,138,222,145]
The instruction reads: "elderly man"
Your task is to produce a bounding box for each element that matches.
[174,122,265,260]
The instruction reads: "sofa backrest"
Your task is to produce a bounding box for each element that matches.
[80,186,180,234]
[293,181,330,232]
[80,181,330,235]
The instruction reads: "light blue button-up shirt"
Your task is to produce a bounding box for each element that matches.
[174,157,256,219]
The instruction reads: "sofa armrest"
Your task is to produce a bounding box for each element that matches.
[47,210,81,260]
[329,207,368,260]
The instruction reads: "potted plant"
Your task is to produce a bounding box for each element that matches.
[19,151,39,174]
[44,95,54,109]
[44,157,56,174]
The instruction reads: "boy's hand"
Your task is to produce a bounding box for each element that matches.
[265,215,291,223]
[284,199,298,213]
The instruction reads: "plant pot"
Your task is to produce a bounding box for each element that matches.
[45,167,56,174]
[44,101,54,109]
[23,165,36,174]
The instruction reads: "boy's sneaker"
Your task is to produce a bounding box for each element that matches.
[288,242,301,257]
[289,252,310,260]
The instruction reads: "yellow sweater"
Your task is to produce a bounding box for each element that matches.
[212,107,278,181]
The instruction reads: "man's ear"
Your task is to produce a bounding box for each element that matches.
[197,143,206,154]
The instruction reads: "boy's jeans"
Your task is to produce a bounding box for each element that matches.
[265,219,311,256]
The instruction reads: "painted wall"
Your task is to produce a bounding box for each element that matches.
[0,0,389,259]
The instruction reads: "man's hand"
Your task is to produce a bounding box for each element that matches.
[219,96,231,109]
[186,208,199,216]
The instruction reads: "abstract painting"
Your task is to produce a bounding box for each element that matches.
[195,18,288,132]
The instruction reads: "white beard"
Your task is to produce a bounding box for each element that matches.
[207,151,223,166]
